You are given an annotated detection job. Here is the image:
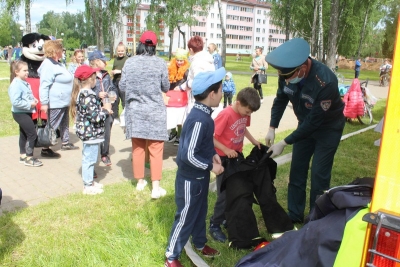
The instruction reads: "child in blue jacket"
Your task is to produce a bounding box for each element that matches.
[222,72,236,108]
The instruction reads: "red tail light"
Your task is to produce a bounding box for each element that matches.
[363,212,400,267]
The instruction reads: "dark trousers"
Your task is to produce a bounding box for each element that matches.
[223,92,233,108]
[165,173,210,260]
[355,70,360,78]
[100,114,113,156]
[13,112,37,156]
[288,119,345,223]
[112,80,125,118]
[210,172,226,225]
[253,82,263,99]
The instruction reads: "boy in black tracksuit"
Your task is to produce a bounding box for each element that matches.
[165,68,226,267]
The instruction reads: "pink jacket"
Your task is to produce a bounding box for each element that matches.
[343,78,364,118]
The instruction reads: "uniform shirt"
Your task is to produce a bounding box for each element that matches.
[214,106,250,156]
[270,58,344,145]
[176,102,216,178]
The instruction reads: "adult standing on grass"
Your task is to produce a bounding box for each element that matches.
[265,38,345,224]
[111,43,128,124]
[8,61,42,167]
[250,47,268,103]
[207,43,222,70]
[354,57,361,78]
[119,31,170,199]
[39,40,78,154]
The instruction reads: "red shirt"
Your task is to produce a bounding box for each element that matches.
[214,106,251,156]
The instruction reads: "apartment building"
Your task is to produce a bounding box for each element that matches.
[114,0,287,56]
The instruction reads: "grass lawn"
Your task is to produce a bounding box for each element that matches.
[0,58,386,266]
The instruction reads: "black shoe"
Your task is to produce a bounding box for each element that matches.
[61,143,79,150]
[41,148,61,158]
[168,131,177,142]
[209,225,227,242]
[101,156,112,166]
[173,138,179,146]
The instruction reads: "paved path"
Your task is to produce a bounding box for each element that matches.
[0,82,388,212]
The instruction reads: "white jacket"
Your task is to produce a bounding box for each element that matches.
[181,50,215,90]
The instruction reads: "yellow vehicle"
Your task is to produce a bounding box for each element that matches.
[360,13,400,267]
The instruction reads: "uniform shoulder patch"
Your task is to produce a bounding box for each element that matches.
[320,100,331,111]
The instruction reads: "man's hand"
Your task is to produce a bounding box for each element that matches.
[265,127,275,147]
[212,163,224,176]
[267,140,287,158]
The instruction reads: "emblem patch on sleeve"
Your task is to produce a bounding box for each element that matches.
[320,100,331,111]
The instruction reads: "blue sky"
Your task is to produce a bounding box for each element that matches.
[18,0,86,26]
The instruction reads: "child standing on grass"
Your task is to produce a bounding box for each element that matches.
[70,65,111,195]
[209,87,261,242]
[8,60,42,167]
[89,50,117,167]
[165,68,226,267]
[222,72,236,108]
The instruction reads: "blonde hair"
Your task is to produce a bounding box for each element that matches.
[10,60,28,82]
[69,74,96,120]
[89,59,103,68]
[116,43,125,52]
[44,40,63,59]
[209,43,217,52]
[70,49,84,64]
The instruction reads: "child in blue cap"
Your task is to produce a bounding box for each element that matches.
[165,68,226,267]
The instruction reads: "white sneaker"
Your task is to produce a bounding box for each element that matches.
[113,118,120,125]
[93,181,104,189]
[151,187,167,199]
[83,185,104,195]
[260,99,264,103]
[136,180,148,191]
[271,226,297,239]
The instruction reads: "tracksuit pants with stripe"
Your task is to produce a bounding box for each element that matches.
[165,172,210,260]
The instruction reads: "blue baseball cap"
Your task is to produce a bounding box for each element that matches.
[88,50,110,61]
[266,38,310,76]
[192,67,226,96]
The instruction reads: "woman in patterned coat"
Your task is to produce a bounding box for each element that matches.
[119,31,170,199]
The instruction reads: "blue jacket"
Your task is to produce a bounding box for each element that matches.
[38,58,73,108]
[355,60,361,71]
[212,52,222,69]
[8,78,36,113]
[223,79,236,94]
[176,102,217,178]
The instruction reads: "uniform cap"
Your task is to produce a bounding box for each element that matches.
[266,38,310,76]
[89,50,110,61]
[74,65,101,80]
[192,67,226,96]
[139,31,157,46]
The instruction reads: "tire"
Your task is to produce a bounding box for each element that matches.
[382,75,389,86]
[357,103,373,125]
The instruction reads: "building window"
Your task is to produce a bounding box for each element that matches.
[263,19,266,24]
[256,28,260,33]
[211,23,214,28]
[211,13,214,18]
[257,10,261,14]
[257,19,261,24]
[256,37,260,42]
[210,33,214,38]
[262,28,265,33]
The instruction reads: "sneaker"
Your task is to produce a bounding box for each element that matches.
[19,156,27,164]
[24,157,43,167]
[113,118,120,125]
[168,131,177,142]
[41,148,61,158]
[173,138,179,146]
[198,245,220,258]
[93,170,98,179]
[260,99,264,104]
[151,187,167,199]
[61,143,79,151]
[136,180,148,191]
[209,225,227,242]
[271,226,298,239]
[93,181,104,189]
[101,156,112,166]
[83,185,103,195]
[164,259,184,267]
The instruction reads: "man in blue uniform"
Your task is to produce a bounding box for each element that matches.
[265,38,345,223]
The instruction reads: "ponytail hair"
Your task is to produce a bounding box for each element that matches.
[69,74,96,121]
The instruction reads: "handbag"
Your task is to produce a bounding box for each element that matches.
[35,111,58,148]
[257,71,267,84]
[166,90,188,107]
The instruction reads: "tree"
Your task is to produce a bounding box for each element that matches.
[217,0,226,66]
[2,0,32,32]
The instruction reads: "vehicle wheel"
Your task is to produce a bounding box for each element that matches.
[357,105,373,125]
[382,75,389,86]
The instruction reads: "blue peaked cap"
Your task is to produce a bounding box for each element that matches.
[192,67,226,95]
[266,38,310,75]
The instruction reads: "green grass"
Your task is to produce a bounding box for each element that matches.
[0,56,386,266]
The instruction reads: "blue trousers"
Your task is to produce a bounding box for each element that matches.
[82,143,99,187]
[165,172,210,261]
[287,119,345,222]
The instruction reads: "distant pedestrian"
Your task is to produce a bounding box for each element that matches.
[70,65,110,195]
[111,43,128,124]
[354,58,361,78]
[207,43,222,69]
[222,72,236,108]
[250,47,268,103]
[8,60,42,167]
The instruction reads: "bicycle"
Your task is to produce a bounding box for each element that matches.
[379,71,391,87]
[357,79,373,125]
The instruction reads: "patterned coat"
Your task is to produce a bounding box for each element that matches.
[119,55,170,141]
